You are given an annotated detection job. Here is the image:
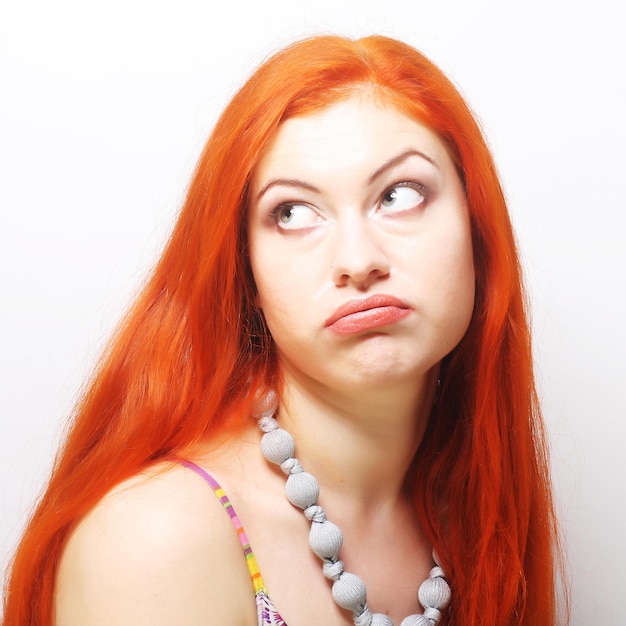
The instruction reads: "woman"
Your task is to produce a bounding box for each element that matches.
[2,35,563,626]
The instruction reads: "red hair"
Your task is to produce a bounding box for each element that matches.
[3,35,564,625]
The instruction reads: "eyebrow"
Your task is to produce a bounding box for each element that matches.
[254,148,438,203]
[367,149,438,184]
[255,178,321,203]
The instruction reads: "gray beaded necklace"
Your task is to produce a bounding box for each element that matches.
[254,393,451,626]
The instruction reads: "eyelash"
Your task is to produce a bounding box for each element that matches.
[268,202,312,222]
[382,180,427,201]
[390,181,427,194]
[266,180,429,224]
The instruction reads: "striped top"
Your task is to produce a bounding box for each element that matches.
[179,459,287,626]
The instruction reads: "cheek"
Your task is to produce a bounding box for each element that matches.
[250,235,325,314]
[250,253,304,326]
[445,231,475,328]
[250,257,278,311]
[448,228,475,291]
[424,217,475,328]
[248,232,280,310]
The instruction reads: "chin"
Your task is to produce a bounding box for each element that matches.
[338,357,437,391]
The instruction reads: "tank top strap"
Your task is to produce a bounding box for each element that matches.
[176,459,287,625]
[177,459,265,595]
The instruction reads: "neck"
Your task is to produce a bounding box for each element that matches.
[275,366,439,518]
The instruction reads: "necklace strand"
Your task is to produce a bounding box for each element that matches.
[254,393,451,626]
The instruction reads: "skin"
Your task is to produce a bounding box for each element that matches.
[249,94,474,411]
[54,95,475,626]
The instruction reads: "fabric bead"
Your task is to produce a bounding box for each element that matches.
[304,504,326,522]
[332,572,368,613]
[253,389,278,420]
[418,576,451,610]
[423,607,442,623]
[429,566,445,579]
[280,457,302,475]
[258,415,278,433]
[261,428,295,465]
[285,471,319,509]
[432,550,442,567]
[322,559,344,580]
[399,615,431,626]
[354,607,373,626]
[370,613,394,626]
[309,520,343,559]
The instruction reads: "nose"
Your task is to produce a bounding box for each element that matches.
[330,218,390,289]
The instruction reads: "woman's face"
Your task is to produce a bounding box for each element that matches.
[248,95,475,397]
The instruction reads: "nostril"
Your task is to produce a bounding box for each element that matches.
[332,265,390,290]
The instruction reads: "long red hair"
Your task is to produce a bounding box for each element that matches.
[3,35,563,625]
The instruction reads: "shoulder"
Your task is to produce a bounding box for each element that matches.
[54,462,256,626]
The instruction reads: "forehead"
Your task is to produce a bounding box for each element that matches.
[251,95,453,189]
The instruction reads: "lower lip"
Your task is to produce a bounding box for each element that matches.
[328,306,411,335]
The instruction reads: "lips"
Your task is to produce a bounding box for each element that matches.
[324,295,412,335]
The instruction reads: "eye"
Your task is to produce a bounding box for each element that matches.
[380,183,425,213]
[273,203,321,230]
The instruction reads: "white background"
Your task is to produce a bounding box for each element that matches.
[1,1,624,623]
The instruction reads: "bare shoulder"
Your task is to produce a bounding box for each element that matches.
[54,462,256,626]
